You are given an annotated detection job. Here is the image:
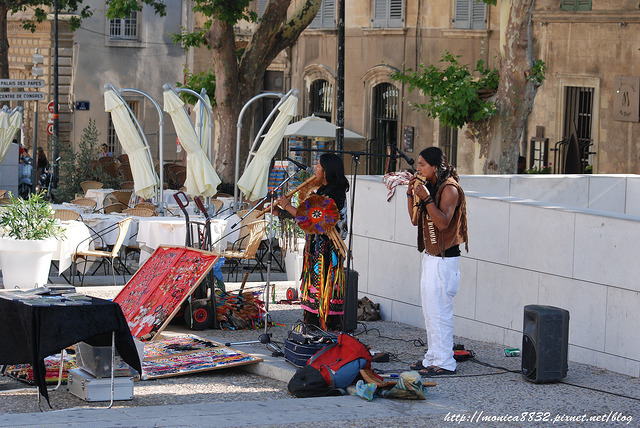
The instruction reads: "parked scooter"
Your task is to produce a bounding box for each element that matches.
[18,156,33,199]
[37,156,60,201]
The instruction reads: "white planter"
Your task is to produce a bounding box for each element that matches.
[282,240,305,287]
[0,237,57,289]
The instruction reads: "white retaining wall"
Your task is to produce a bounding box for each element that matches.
[350,174,640,377]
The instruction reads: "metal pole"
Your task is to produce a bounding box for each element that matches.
[32,102,38,193]
[336,0,345,153]
[52,0,59,187]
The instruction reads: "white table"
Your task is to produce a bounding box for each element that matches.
[85,188,115,211]
[136,217,227,265]
[80,213,139,247]
[54,220,92,274]
[52,203,92,215]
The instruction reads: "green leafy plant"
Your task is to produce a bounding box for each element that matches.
[0,191,64,240]
[177,68,216,106]
[55,119,120,202]
[526,59,547,86]
[526,163,552,174]
[390,50,500,129]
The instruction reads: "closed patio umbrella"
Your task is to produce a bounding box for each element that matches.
[104,89,158,200]
[237,94,298,201]
[0,106,23,164]
[284,115,364,140]
[163,89,221,197]
[193,96,213,158]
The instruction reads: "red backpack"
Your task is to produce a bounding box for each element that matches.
[307,333,372,389]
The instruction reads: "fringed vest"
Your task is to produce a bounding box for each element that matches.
[417,178,469,257]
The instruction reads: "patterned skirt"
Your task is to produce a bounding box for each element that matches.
[300,234,345,330]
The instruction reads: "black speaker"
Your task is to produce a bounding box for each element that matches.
[342,269,359,332]
[522,305,570,383]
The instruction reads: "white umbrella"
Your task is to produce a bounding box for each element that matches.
[237,95,298,201]
[163,90,221,197]
[104,90,158,200]
[284,115,365,140]
[0,107,23,164]
[193,96,213,157]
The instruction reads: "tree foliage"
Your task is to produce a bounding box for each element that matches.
[391,51,499,129]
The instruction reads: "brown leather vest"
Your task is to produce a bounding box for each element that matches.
[417,178,469,257]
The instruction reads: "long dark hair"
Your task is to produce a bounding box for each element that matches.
[320,153,350,192]
[419,147,458,190]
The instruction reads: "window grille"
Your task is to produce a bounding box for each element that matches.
[109,11,139,40]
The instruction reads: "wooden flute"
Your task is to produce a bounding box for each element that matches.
[256,176,319,216]
[412,174,427,223]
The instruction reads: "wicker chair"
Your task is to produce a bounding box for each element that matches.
[117,154,129,164]
[120,181,135,190]
[80,180,104,194]
[118,163,134,181]
[0,190,6,198]
[103,203,124,214]
[111,189,133,207]
[53,209,81,221]
[122,207,154,217]
[222,219,269,281]
[134,202,156,212]
[70,198,97,211]
[0,197,12,205]
[101,161,120,178]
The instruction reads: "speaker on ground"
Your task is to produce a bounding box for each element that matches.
[522,304,570,383]
[342,269,359,332]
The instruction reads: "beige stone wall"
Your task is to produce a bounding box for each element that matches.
[191,0,639,175]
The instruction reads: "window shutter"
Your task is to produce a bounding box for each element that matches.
[454,0,471,29]
[388,0,403,28]
[561,0,591,11]
[258,0,268,17]
[310,0,336,29]
[373,0,388,27]
[576,0,592,11]
[470,0,486,30]
[323,0,336,28]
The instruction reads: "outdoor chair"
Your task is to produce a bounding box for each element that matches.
[70,198,97,211]
[134,202,156,213]
[103,203,124,214]
[122,207,154,217]
[0,197,12,205]
[80,180,103,195]
[0,189,7,198]
[120,181,135,190]
[119,163,134,181]
[222,219,268,281]
[117,154,129,164]
[71,217,132,287]
[53,209,81,221]
[111,189,133,208]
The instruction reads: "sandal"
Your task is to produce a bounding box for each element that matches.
[409,360,426,371]
[418,367,456,377]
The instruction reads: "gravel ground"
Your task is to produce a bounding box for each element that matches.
[1,282,639,427]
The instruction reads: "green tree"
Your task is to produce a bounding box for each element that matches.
[0,0,91,79]
[395,0,545,174]
[55,119,119,202]
[107,0,322,183]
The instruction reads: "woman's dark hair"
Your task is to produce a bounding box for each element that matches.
[319,153,350,192]
[419,147,459,188]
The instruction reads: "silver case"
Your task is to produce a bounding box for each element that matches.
[67,368,134,402]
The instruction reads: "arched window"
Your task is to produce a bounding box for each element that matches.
[309,79,333,121]
[369,83,399,174]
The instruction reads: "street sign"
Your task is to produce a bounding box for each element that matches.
[0,79,44,88]
[48,101,54,113]
[75,101,90,111]
[46,122,54,136]
[0,92,45,101]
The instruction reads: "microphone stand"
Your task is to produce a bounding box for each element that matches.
[290,147,397,333]
[224,168,306,355]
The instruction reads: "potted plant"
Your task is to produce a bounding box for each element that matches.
[0,192,65,289]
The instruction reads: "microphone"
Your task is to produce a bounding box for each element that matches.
[285,157,313,173]
[389,145,415,166]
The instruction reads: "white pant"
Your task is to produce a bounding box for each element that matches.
[420,253,460,371]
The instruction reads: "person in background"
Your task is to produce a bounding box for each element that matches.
[99,143,113,158]
[518,156,527,174]
[276,153,349,331]
[36,147,49,178]
[406,146,469,377]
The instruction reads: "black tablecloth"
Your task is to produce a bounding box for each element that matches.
[0,296,141,404]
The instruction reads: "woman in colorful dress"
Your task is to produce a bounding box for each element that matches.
[277,153,349,331]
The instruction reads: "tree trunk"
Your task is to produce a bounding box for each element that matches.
[470,0,539,174]
[0,5,9,80]
[208,0,322,184]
